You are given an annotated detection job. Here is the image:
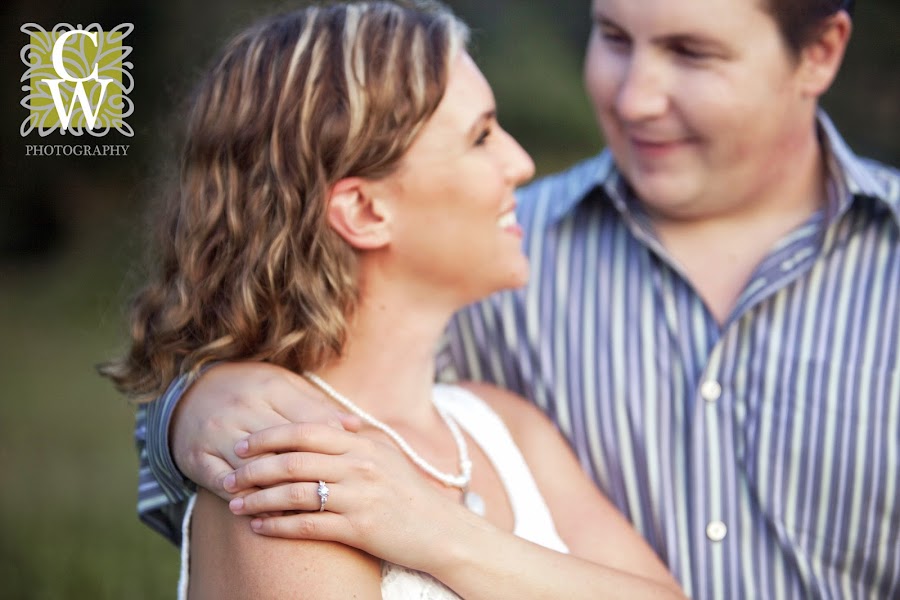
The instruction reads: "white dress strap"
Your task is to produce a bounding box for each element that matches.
[432,384,569,554]
[380,384,569,598]
[177,493,198,600]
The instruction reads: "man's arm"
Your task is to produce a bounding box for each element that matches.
[135,377,197,544]
[136,362,355,542]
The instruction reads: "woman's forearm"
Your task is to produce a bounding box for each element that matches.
[431,505,685,600]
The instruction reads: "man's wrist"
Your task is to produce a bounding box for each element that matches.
[146,374,197,498]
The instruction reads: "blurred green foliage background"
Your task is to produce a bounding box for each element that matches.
[1,0,897,597]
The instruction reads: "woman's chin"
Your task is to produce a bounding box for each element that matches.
[494,261,530,294]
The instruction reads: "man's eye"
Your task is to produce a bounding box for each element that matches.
[673,44,713,61]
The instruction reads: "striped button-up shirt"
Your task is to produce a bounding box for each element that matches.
[436,113,900,599]
[137,113,899,598]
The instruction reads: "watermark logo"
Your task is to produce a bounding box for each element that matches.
[20,23,134,138]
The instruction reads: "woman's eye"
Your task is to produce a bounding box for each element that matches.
[475,127,492,146]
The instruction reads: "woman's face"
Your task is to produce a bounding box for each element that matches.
[378,52,535,305]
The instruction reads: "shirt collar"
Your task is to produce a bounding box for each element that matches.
[545,150,616,224]
[548,111,900,227]
[817,110,900,226]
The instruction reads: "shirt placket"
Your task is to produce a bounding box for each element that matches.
[691,338,746,598]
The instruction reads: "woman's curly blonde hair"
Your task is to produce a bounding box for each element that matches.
[101,1,469,400]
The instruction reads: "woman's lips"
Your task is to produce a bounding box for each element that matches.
[498,209,523,237]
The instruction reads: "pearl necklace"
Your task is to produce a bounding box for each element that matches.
[303,372,473,490]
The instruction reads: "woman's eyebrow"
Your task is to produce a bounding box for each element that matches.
[467,109,497,138]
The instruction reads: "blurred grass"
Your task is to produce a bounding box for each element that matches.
[0,219,177,599]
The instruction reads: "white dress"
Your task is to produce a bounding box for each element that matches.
[177,384,568,599]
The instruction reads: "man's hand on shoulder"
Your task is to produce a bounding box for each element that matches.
[170,362,358,500]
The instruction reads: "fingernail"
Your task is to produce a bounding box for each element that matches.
[235,439,249,455]
[223,473,236,491]
[251,518,262,531]
[229,497,244,512]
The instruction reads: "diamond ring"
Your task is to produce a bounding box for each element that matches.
[317,480,330,512]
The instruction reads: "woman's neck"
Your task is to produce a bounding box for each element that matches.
[310,283,455,426]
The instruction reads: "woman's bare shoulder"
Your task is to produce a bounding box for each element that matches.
[189,489,382,599]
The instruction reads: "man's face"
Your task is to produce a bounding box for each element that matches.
[585,0,817,220]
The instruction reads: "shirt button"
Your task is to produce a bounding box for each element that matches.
[700,380,722,402]
[706,521,727,542]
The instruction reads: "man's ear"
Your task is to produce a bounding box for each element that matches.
[797,11,852,98]
[326,177,392,250]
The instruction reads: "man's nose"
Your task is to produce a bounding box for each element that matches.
[615,52,669,122]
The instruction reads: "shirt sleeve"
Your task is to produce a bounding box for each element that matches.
[135,374,197,545]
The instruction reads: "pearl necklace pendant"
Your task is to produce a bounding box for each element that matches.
[463,490,485,516]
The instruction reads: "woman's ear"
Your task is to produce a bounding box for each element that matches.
[326,177,392,250]
[797,11,852,98]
